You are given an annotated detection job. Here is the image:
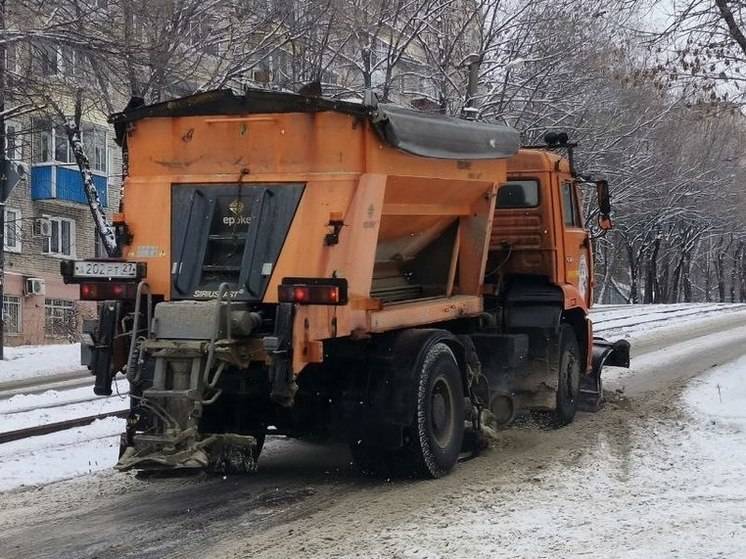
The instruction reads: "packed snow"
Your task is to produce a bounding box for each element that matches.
[0,417,124,492]
[0,379,128,415]
[685,354,746,424]
[593,302,746,338]
[0,343,84,383]
[0,355,128,491]
[0,376,128,491]
[603,321,746,387]
[0,378,128,432]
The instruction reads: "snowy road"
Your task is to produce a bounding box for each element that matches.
[1,305,745,558]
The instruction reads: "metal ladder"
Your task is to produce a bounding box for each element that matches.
[125,280,153,385]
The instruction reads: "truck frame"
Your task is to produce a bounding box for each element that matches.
[62,88,629,478]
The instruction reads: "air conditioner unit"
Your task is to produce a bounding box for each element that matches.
[24,277,46,297]
[33,217,52,238]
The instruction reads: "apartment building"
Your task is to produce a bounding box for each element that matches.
[2,115,121,346]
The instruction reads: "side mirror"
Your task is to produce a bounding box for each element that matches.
[596,180,611,216]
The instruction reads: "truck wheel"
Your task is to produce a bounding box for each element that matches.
[253,434,266,462]
[578,369,603,412]
[397,342,465,478]
[553,324,581,426]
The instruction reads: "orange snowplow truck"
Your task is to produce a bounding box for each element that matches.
[62,88,629,477]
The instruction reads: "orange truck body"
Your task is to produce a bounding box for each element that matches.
[64,89,628,477]
[120,113,590,373]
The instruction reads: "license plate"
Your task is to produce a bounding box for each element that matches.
[73,261,138,279]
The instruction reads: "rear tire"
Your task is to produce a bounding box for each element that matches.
[395,342,465,478]
[552,324,581,426]
[253,433,266,462]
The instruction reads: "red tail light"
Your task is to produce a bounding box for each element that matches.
[80,282,137,301]
[278,278,347,305]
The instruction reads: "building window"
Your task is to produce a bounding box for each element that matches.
[2,296,22,335]
[32,42,93,78]
[59,45,89,78]
[4,207,22,252]
[33,43,59,76]
[129,13,145,42]
[32,119,53,163]
[83,125,108,173]
[94,228,107,258]
[188,19,219,56]
[321,69,338,85]
[45,299,76,337]
[6,122,21,160]
[272,50,290,83]
[32,120,108,173]
[55,124,73,163]
[42,215,76,257]
[5,41,18,74]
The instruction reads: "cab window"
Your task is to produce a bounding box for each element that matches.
[561,182,581,227]
[496,179,539,208]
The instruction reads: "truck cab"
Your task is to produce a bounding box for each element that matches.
[498,150,591,310]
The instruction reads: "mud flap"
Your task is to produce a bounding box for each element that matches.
[92,302,120,396]
[266,303,297,407]
[578,338,631,412]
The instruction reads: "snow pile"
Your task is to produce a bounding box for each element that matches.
[0,378,128,416]
[0,378,128,492]
[0,343,83,383]
[592,302,746,338]
[0,390,128,433]
[685,355,746,424]
[0,417,125,492]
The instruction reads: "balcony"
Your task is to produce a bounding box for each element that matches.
[31,164,108,207]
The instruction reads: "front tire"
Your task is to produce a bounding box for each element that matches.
[253,433,266,462]
[553,324,581,425]
[396,342,465,478]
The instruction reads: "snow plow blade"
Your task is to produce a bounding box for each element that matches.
[592,337,631,369]
[578,338,631,412]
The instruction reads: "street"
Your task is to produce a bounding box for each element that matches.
[1,305,745,559]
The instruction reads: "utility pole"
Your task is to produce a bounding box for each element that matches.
[1,0,7,360]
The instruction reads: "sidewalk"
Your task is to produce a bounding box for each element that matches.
[0,344,87,393]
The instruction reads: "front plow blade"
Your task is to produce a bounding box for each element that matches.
[578,338,631,412]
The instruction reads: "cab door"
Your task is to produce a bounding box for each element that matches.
[559,179,591,307]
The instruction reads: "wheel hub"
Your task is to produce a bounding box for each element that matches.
[431,377,454,448]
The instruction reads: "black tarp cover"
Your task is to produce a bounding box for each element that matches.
[110,88,519,161]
